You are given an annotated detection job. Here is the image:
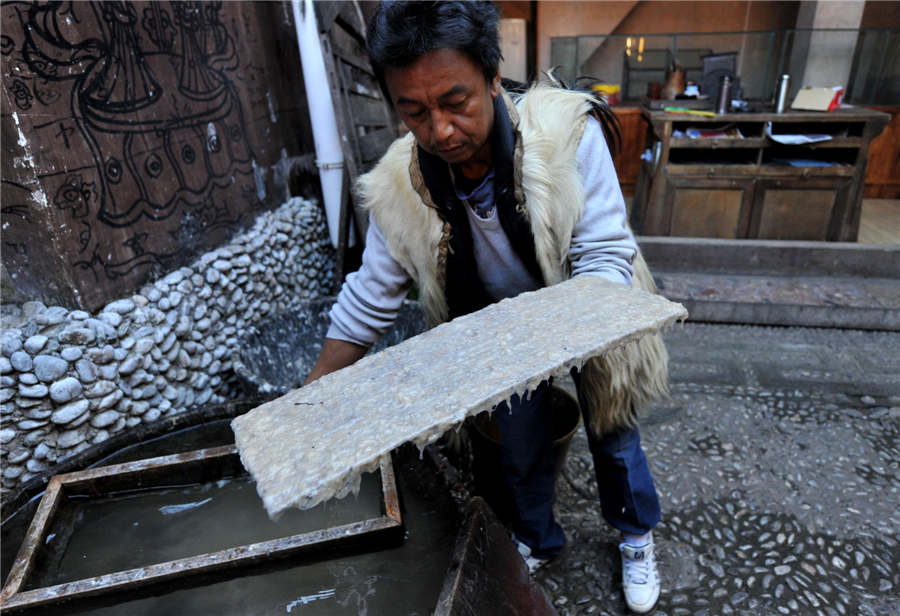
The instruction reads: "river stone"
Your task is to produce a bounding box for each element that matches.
[99,363,119,380]
[26,459,48,473]
[57,428,88,449]
[49,377,83,403]
[0,428,15,444]
[91,430,110,444]
[33,442,51,459]
[60,347,83,361]
[163,269,184,286]
[19,373,38,385]
[98,311,123,328]
[51,399,90,425]
[143,408,162,423]
[23,407,52,419]
[85,380,117,399]
[98,390,123,410]
[33,355,68,382]
[105,298,136,314]
[75,359,98,383]
[22,301,46,317]
[3,465,24,480]
[87,346,115,365]
[91,410,121,428]
[0,388,12,403]
[23,335,48,354]
[118,356,140,376]
[19,383,49,398]
[34,308,62,327]
[10,351,32,372]
[17,419,47,430]
[2,333,22,356]
[136,338,154,355]
[233,276,687,517]
[8,447,30,464]
[59,328,95,345]
[0,358,11,373]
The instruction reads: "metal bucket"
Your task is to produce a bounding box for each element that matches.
[470,386,581,524]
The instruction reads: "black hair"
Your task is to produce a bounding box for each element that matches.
[366,1,502,94]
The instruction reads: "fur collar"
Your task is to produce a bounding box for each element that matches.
[354,85,671,433]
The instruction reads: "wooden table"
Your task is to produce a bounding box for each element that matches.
[631,107,890,241]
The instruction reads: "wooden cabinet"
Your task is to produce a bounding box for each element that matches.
[610,107,648,197]
[632,108,890,241]
[660,173,754,238]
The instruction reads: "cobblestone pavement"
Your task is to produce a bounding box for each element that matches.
[539,323,900,616]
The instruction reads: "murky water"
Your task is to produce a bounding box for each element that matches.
[1,419,236,586]
[26,471,385,589]
[4,413,460,615]
[2,412,459,615]
[56,454,458,615]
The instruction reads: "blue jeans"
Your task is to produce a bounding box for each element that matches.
[494,378,661,559]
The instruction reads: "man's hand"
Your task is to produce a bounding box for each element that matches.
[304,338,369,385]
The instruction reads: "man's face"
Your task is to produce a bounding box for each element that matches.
[384,48,501,166]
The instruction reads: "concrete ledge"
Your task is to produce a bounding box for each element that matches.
[671,298,899,331]
[640,237,900,330]
[638,237,900,279]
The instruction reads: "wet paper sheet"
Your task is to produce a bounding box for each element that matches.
[232,276,687,518]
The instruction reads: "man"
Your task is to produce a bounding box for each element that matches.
[305,2,667,613]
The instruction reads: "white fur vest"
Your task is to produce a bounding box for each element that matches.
[355,85,670,435]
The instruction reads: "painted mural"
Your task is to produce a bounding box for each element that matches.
[1,1,309,309]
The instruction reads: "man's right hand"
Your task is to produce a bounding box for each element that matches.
[304,338,370,385]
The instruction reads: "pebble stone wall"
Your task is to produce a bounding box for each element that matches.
[0,197,335,496]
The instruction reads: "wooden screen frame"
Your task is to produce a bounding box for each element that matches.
[0,446,401,613]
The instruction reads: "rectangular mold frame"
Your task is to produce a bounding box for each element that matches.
[0,445,402,612]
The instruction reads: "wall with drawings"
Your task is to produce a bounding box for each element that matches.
[1,0,315,311]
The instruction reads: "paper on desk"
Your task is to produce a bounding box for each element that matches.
[765,122,832,145]
[685,126,744,139]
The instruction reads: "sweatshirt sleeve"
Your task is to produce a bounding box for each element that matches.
[326,216,413,346]
[568,115,637,286]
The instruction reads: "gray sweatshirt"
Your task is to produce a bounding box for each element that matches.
[327,116,637,347]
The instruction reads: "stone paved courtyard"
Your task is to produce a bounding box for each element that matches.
[539,323,900,616]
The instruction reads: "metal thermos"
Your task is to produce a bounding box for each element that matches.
[775,74,791,113]
[716,76,732,114]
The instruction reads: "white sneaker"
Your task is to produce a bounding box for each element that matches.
[619,537,660,613]
[514,537,550,574]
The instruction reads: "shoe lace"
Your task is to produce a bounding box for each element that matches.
[620,543,652,584]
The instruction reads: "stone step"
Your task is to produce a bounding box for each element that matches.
[654,272,899,331]
[639,237,900,331]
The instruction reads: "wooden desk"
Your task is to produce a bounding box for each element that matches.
[631,108,890,241]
